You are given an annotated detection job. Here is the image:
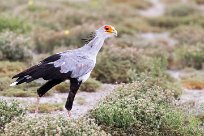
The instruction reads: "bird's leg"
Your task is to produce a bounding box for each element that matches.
[35,96,40,114]
[65,78,81,117]
[67,110,71,117]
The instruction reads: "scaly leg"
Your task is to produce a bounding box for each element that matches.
[35,96,40,114]
[65,78,81,117]
[67,110,71,117]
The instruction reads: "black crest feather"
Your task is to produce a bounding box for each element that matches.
[81,32,96,44]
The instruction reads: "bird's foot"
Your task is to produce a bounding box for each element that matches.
[67,110,71,117]
[34,108,39,114]
[35,96,40,114]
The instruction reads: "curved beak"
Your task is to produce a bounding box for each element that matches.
[112,28,117,36]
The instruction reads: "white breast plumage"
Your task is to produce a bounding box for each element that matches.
[78,71,91,83]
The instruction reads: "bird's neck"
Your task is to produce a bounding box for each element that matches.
[83,36,105,56]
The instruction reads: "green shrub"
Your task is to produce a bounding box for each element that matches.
[0,32,32,61]
[165,4,198,17]
[80,78,101,92]
[0,16,30,33]
[171,25,204,45]
[90,81,202,136]
[4,116,109,136]
[93,46,168,83]
[0,100,25,133]
[160,109,203,136]
[174,44,204,69]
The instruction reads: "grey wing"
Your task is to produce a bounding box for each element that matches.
[53,53,95,79]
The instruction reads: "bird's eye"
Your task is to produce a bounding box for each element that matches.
[104,26,110,31]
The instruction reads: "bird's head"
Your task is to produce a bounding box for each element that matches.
[96,25,117,38]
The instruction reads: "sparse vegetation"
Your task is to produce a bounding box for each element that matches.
[181,71,204,89]
[165,4,198,17]
[28,103,63,113]
[171,25,204,45]
[80,78,102,92]
[147,15,204,29]
[0,88,36,97]
[0,61,26,77]
[55,78,101,93]
[76,97,87,105]
[55,82,69,93]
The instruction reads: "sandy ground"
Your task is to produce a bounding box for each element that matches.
[139,0,165,17]
[140,32,177,46]
[167,70,204,114]
[0,84,116,118]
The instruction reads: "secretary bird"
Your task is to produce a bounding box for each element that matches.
[10,25,117,116]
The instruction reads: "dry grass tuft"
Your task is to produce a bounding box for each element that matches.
[28,103,63,113]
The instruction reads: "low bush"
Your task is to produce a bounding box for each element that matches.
[147,15,204,29]
[28,103,63,113]
[0,32,32,61]
[90,80,203,136]
[80,78,101,92]
[171,25,204,45]
[165,4,198,17]
[0,100,25,133]
[4,116,109,136]
[173,44,204,69]
[93,46,168,83]
[0,16,30,33]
